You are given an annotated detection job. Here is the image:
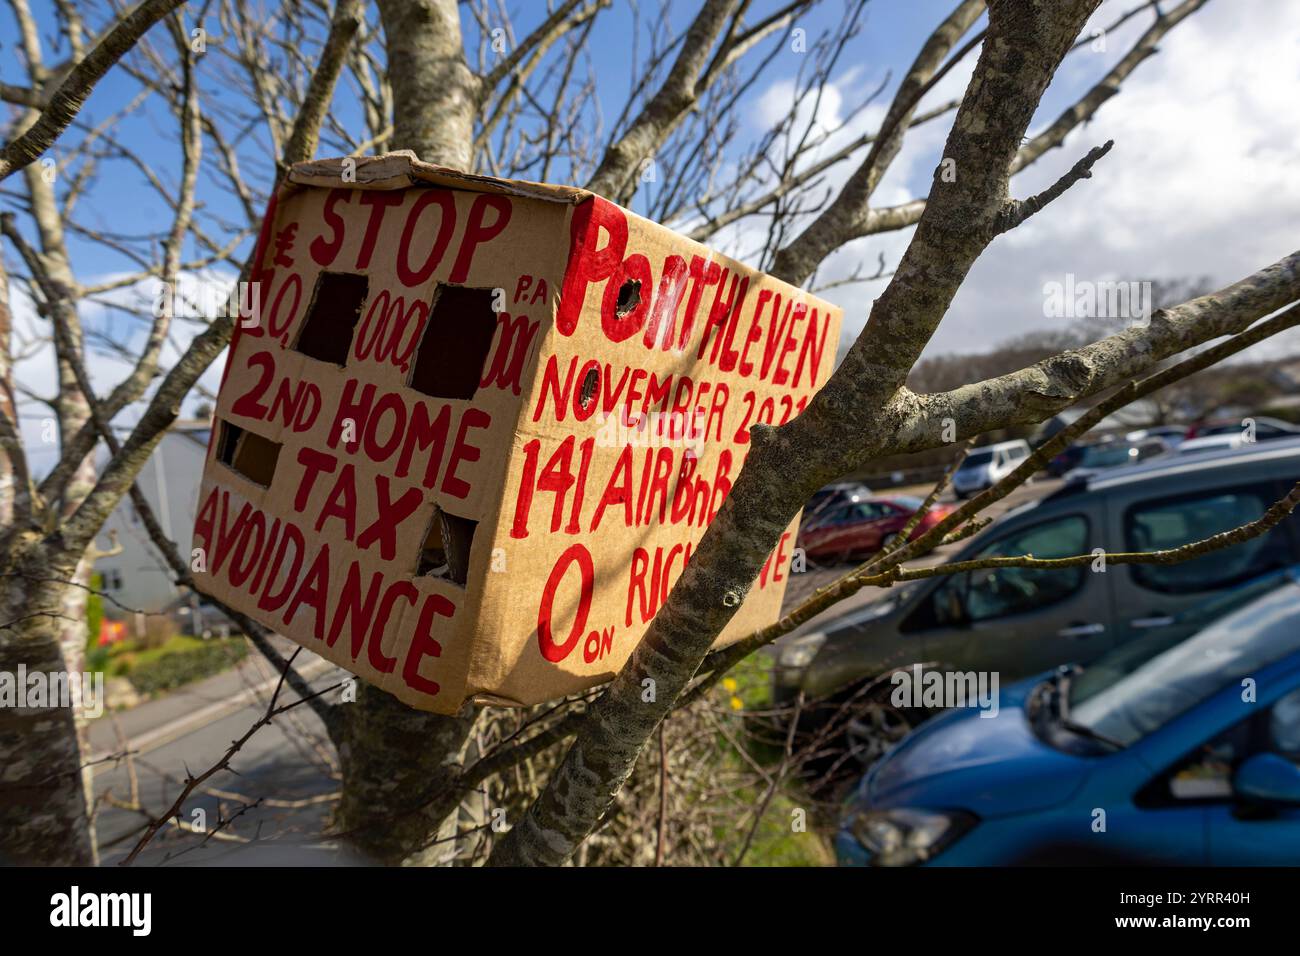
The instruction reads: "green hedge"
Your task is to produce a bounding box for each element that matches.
[86,573,104,652]
[126,637,248,696]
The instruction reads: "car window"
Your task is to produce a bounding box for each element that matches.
[1142,685,1300,805]
[961,450,994,468]
[826,502,886,524]
[1272,686,1300,756]
[1080,444,1135,468]
[1071,581,1300,746]
[820,504,854,525]
[807,491,833,511]
[1157,722,1249,802]
[947,515,1089,623]
[1125,486,1294,594]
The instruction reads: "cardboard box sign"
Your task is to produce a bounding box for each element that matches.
[192,152,843,714]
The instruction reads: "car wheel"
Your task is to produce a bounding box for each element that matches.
[845,695,917,770]
[880,532,901,551]
[797,679,926,795]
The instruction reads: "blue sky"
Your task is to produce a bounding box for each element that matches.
[5,0,1300,472]
[3,2,978,278]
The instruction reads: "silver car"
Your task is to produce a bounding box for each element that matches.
[950,440,1032,498]
[777,437,1300,704]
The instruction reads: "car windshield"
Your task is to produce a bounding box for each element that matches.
[960,450,994,468]
[1067,572,1300,746]
[1200,422,1240,436]
[1078,444,1135,468]
[807,490,834,511]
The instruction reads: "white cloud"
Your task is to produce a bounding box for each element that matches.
[9,270,232,479]
[932,0,1300,357]
[743,1,1300,362]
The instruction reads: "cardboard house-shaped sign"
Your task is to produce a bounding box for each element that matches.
[193,152,843,714]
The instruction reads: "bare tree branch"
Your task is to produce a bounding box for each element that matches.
[0,0,188,181]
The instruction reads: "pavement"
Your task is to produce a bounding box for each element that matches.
[88,639,355,866]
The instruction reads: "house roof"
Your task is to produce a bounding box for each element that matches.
[287,151,591,205]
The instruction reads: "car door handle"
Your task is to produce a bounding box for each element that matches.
[1057,622,1105,638]
[1130,615,1175,629]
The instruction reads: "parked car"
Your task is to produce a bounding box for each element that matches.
[1062,435,1168,481]
[1126,424,1187,449]
[1187,415,1300,442]
[798,496,959,562]
[803,482,872,525]
[1178,433,1244,455]
[835,568,1300,865]
[775,437,1300,707]
[1045,441,1089,478]
[951,440,1032,498]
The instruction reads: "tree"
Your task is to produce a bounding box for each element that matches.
[4,0,1297,867]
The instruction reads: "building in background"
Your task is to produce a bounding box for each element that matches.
[95,418,213,629]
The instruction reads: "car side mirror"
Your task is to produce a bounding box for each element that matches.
[1233,753,1300,806]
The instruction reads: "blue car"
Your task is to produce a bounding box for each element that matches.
[836,569,1300,865]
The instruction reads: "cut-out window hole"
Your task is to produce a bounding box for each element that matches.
[216,420,282,488]
[408,284,497,400]
[417,507,478,586]
[615,279,642,317]
[293,272,369,366]
[579,367,600,411]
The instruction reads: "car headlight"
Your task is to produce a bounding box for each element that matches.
[776,632,826,672]
[847,808,977,866]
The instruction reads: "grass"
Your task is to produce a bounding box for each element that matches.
[711,652,836,867]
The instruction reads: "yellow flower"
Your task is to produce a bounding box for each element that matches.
[729,695,744,711]
[721,677,738,692]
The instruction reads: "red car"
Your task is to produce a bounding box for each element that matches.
[797,495,958,562]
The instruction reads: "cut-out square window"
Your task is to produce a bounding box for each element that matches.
[408,285,497,400]
[216,420,282,488]
[417,507,478,586]
[293,272,369,366]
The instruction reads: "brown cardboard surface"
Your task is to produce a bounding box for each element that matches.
[193,156,842,714]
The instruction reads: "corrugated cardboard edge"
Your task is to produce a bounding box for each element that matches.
[287,151,591,205]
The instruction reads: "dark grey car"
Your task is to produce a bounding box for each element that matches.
[776,438,1300,703]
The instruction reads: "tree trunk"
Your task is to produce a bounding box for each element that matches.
[0,542,96,865]
[334,683,478,864]
[328,0,486,864]
[375,0,479,170]
[0,202,97,864]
